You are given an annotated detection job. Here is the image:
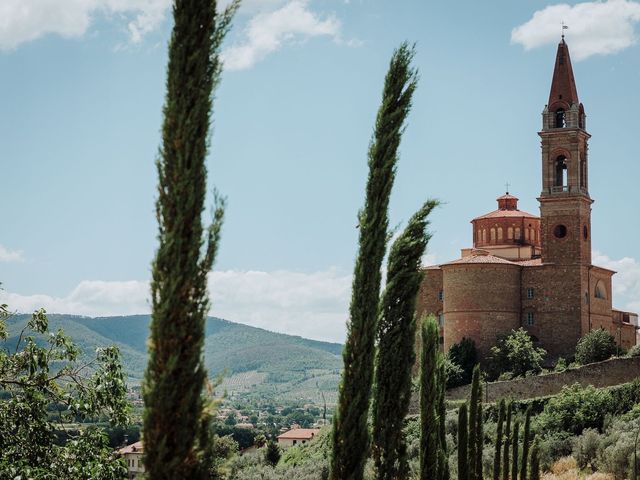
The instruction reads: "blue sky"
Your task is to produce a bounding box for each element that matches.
[1,0,640,342]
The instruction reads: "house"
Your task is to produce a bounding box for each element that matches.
[276,428,321,448]
[118,441,144,479]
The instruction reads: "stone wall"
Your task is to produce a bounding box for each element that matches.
[446,356,640,403]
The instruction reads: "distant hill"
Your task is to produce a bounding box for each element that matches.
[5,314,343,405]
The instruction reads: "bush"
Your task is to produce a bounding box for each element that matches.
[575,329,617,365]
[627,344,640,358]
[447,337,478,386]
[538,433,574,471]
[537,384,614,435]
[443,357,465,389]
[487,328,546,380]
[573,428,601,470]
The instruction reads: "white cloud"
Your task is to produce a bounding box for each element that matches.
[0,269,352,343]
[511,0,640,61]
[0,245,24,263]
[222,0,342,71]
[593,251,640,312]
[0,0,172,50]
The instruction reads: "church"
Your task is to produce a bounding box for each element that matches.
[416,39,638,361]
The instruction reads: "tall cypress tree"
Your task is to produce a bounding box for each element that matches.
[458,404,469,480]
[493,400,505,480]
[437,360,450,480]
[511,421,520,480]
[476,397,484,480]
[502,403,512,480]
[468,365,480,480]
[520,408,532,480]
[372,200,438,480]
[143,1,238,479]
[330,42,418,480]
[419,316,440,480]
[529,438,540,480]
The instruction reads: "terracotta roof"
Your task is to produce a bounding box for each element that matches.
[515,258,544,267]
[118,441,143,455]
[548,40,579,109]
[497,193,519,200]
[472,209,539,221]
[443,253,517,266]
[277,428,320,440]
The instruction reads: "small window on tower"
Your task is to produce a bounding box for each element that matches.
[438,290,444,302]
[526,312,535,326]
[554,224,567,238]
[555,108,566,128]
[527,288,534,299]
[438,313,445,327]
[583,225,588,240]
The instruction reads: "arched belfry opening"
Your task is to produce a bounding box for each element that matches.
[554,156,568,189]
[555,108,566,128]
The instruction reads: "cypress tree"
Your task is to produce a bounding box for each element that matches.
[458,404,469,480]
[502,403,512,480]
[493,400,505,480]
[142,1,238,479]
[520,408,532,480]
[476,397,484,480]
[468,365,480,480]
[511,421,520,480]
[529,438,540,480]
[419,317,440,480]
[330,42,418,480]
[437,360,450,480]
[372,200,438,480]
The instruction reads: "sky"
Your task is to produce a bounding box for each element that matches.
[1,0,640,343]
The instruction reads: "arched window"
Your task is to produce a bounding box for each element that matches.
[525,228,530,241]
[497,227,503,241]
[580,155,587,188]
[595,281,607,300]
[515,227,521,240]
[508,227,514,240]
[482,229,487,243]
[491,228,496,242]
[555,156,568,188]
[555,108,565,128]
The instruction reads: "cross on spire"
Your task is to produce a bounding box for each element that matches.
[505,181,511,194]
[561,21,568,40]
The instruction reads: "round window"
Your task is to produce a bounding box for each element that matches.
[554,224,567,238]
[583,225,589,240]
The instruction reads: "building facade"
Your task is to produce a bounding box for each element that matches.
[416,39,638,361]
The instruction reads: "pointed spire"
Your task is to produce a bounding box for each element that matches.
[548,39,579,110]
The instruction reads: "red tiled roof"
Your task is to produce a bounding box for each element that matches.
[515,258,544,266]
[277,428,320,440]
[472,209,539,221]
[497,193,519,200]
[443,253,517,266]
[118,441,143,455]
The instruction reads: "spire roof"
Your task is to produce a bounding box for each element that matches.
[548,39,579,110]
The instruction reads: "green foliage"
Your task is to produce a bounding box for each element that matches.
[265,440,281,467]
[536,383,614,435]
[458,403,469,480]
[573,428,600,470]
[493,400,505,480]
[502,403,512,480]
[419,317,440,480]
[487,328,546,380]
[520,407,531,480]
[468,365,481,480]
[475,399,484,480]
[372,201,438,480]
[0,309,129,479]
[142,0,240,476]
[331,41,418,480]
[627,344,640,357]
[447,338,478,387]
[511,421,519,480]
[437,361,450,480]
[529,439,540,480]
[575,329,617,365]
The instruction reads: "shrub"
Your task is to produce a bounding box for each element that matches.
[573,428,601,470]
[447,337,478,386]
[575,329,617,365]
[443,357,466,389]
[536,384,614,435]
[628,344,640,357]
[487,328,546,380]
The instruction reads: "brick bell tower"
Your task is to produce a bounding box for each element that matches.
[538,38,592,266]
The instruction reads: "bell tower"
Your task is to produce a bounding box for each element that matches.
[538,39,592,265]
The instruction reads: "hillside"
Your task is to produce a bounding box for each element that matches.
[4,314,343,405]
